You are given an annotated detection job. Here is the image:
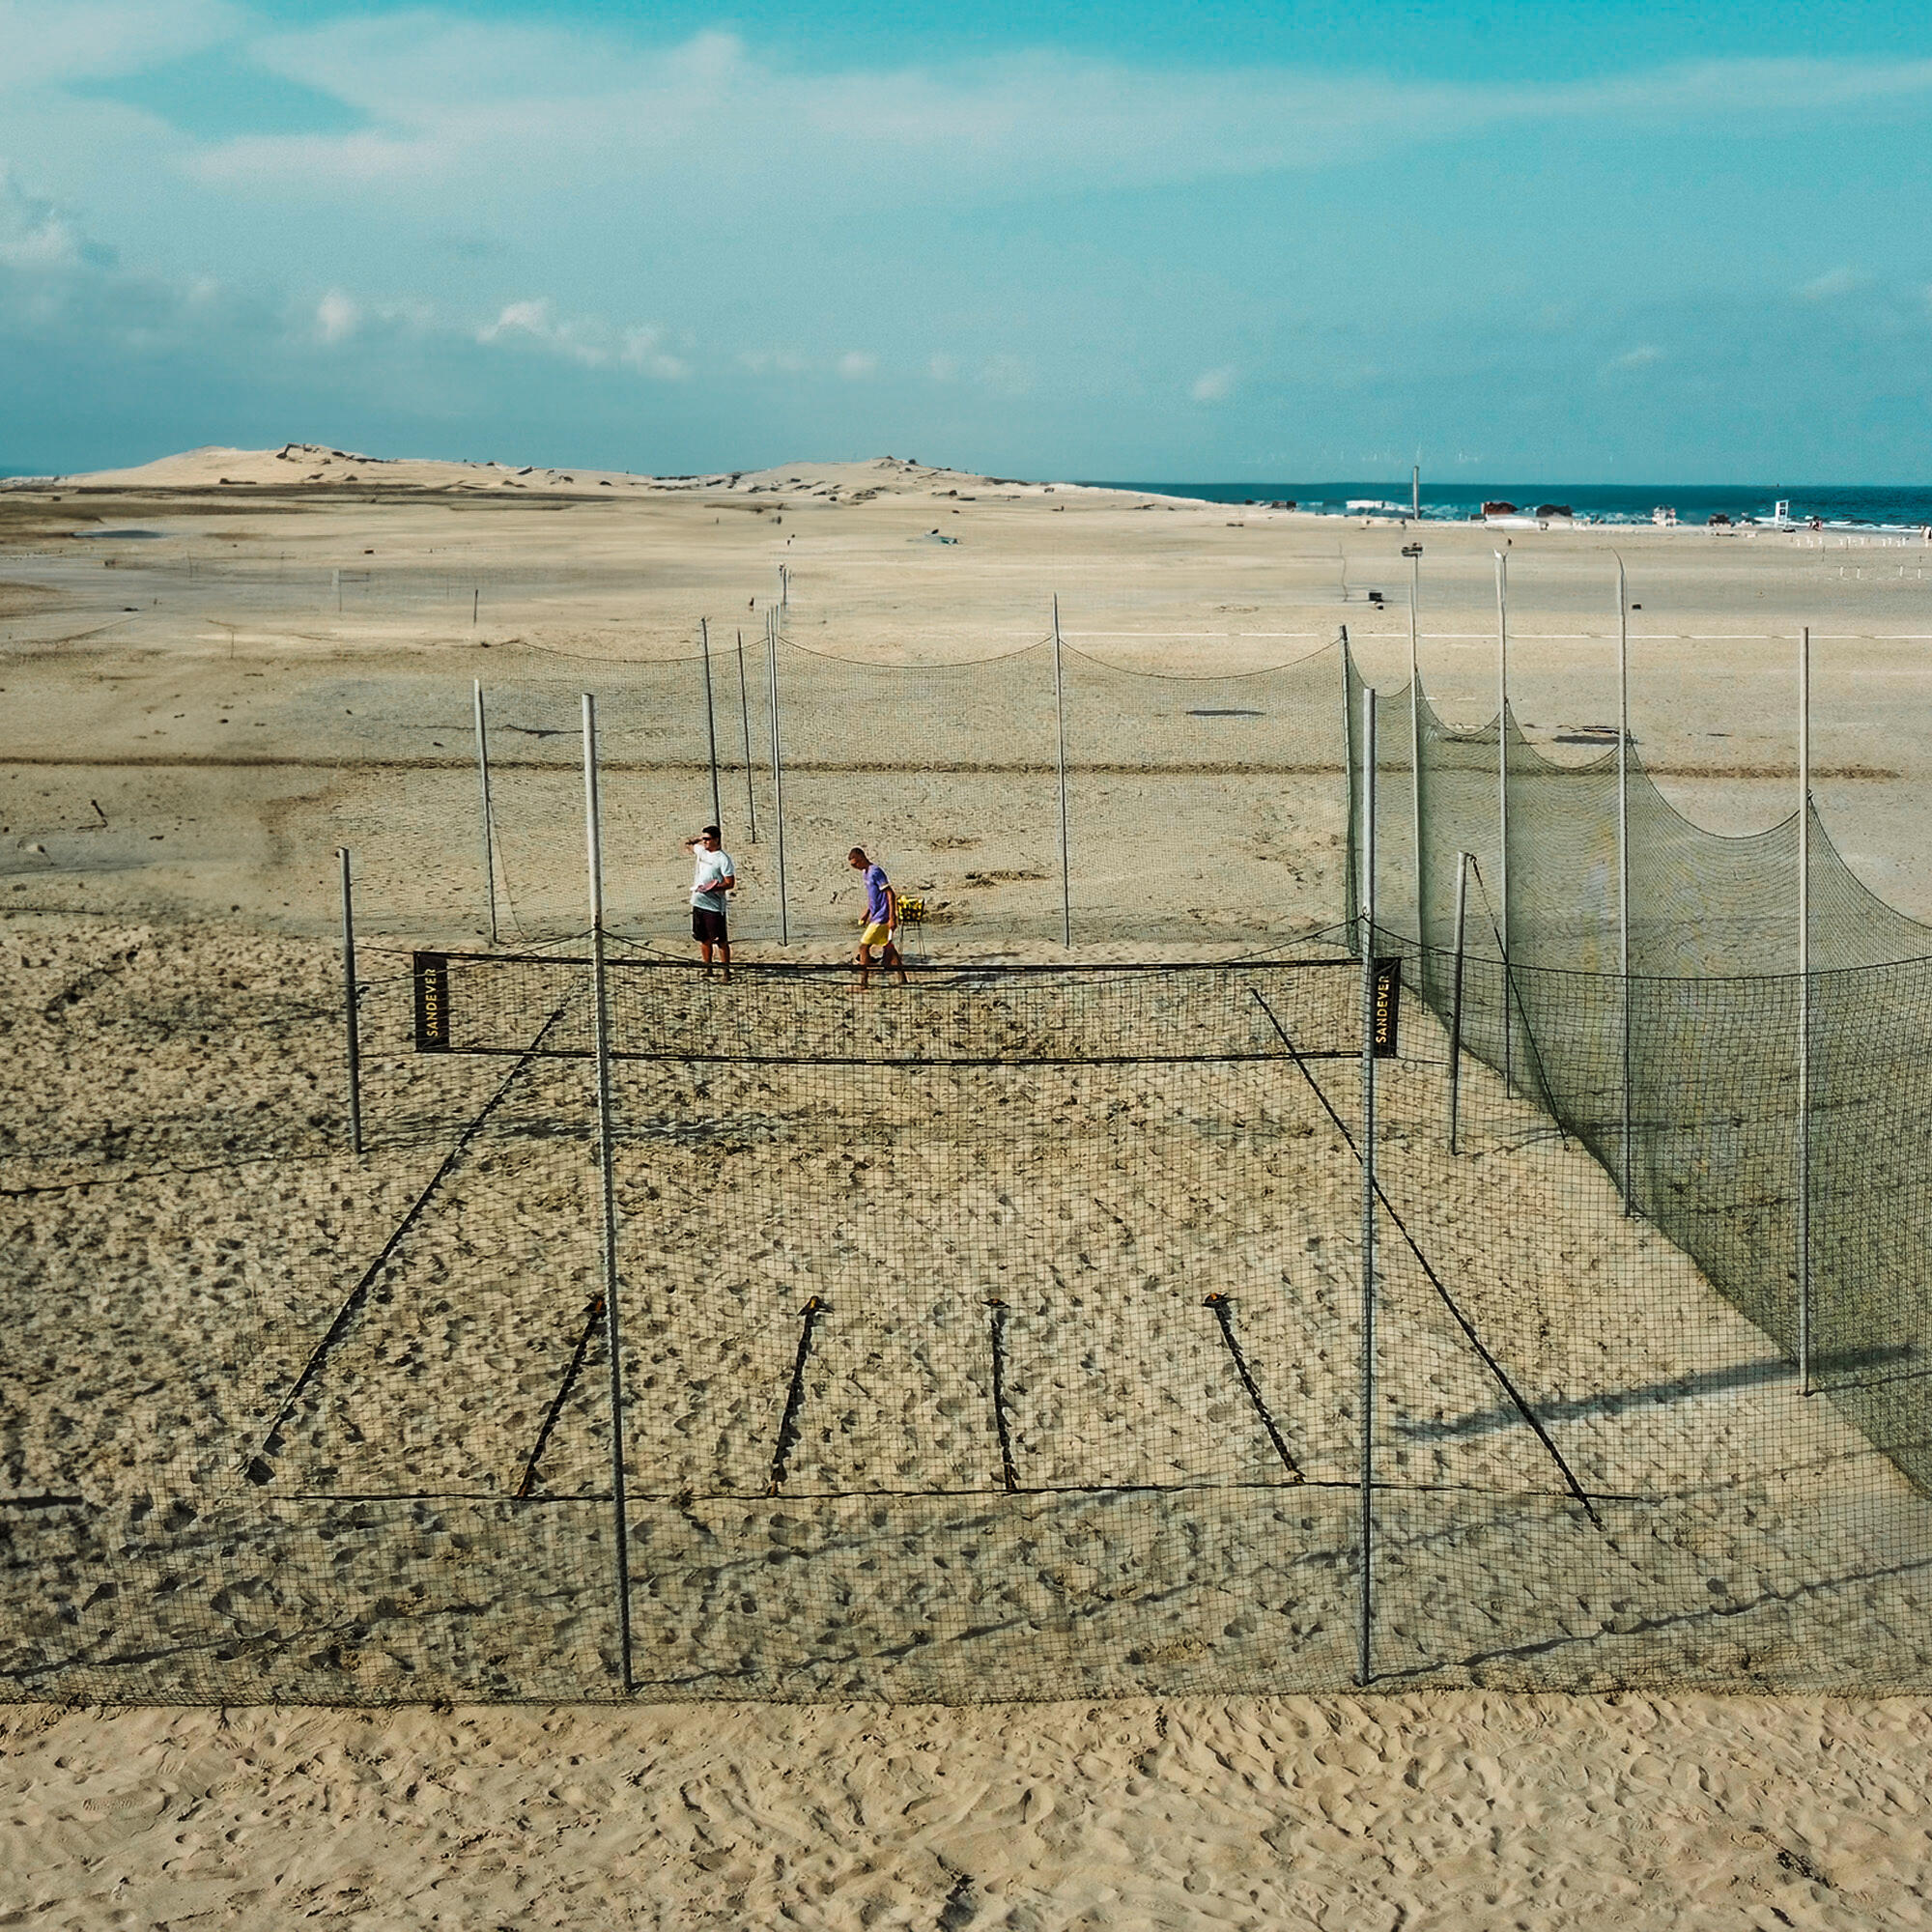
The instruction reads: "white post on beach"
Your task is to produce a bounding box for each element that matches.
[735,629,758,843]
[1357,686,1378,1690]
[699,617,723,833]
[1408,548,1424,955]
[1616,558,1634,1213]
[1449,849,1470,1153]
[473,679,499,947]
[1494,551,1512,1088]
[1339,625,1358,941]
[582,693,636,1693]
[767,609,789,945]
[1798,626,1812,1396]
[1411,464,1420,522]
[337,845,362,1156]
[1052,594,1072,948]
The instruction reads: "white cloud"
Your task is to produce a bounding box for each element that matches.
[475,298,690,378]
[315,288,358,343]
[1190,366,1236,403]
[170,24,1932,215]
[927,354,959,383]
[1610,344,1665,368]
[0,166,225,343]
[0,0,239,93]
[1796,266,1867,300]
[476,297,610,366]
[838,350,877,380]
[619,325,689,381]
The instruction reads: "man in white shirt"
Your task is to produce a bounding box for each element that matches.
[683,824,735,980]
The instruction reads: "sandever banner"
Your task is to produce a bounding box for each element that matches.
[412,952,451,1051]
[1373,956,1401,1058]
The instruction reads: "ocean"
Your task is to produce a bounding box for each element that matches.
[1083,482,1932,532]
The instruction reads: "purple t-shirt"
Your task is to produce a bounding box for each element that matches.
[864,864,891,923]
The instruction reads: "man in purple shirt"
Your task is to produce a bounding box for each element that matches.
[848,846,908,988]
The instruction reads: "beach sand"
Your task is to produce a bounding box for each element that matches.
[5,452,1932,1924]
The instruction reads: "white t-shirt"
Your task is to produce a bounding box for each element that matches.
[691,847,734,912]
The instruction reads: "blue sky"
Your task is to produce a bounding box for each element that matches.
[3,1,1930,480]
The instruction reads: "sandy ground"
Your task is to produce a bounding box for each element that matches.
[7,1693,1932,1930]
[7,451,1932,1924]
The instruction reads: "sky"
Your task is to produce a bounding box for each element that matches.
[3,0,1931,481]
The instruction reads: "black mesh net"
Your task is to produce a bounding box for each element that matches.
[11,935,1932,1703]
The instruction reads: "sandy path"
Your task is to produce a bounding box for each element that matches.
[5,1692,1932,1928]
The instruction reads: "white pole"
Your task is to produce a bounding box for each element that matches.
[1053,595,1071,948]
[473,679,499,946]
[1616,557,1633,1212]
[338,846,362,1156]
[767,610,789,945]
[1495,551,1512,1087]
[1411,464,1420,522]
[1798,626,1811,1396]
[1449,849,1469,1152]
[1339,625,1357,941]
[1408,548,1424,955]
[735,629,758,842]
[1357,684,1378,1689]
[699,616,722,832]
[582,693,635,1692]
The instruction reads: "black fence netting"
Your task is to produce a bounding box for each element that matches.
[1347,639,1932,1676]
[311,628,1350,952]
[10,937,1932,1703]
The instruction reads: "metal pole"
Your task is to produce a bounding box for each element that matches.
[1357,686,1378,1689]
[473,679,499,946]
[1339,624,1357,944]
[337,846,362,1156]
[1495,551,1512,1087]
[1798,625,1812,1396]
[582,693,635,1693]
[699,617,722,832]
[1408,548,1424,957]
[1616,557,1634,1213]
[735,628,757,842]
[1052,595,1072,948]
[767,609,789,945]
[1411,464,1420,522]
[1449,850,1469,1153]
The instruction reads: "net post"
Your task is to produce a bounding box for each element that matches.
[735,628,758,842]
[1408,547,1425,956]
[1357,685,1378,1689]
[473,678,498,947]
[1798,625,1812,1396]
[1340,626,1357,946]
[1616,556,1634,1214]
[767,609,789,945]
[1494,552,1512,1088]
[582,693,636,1692]
[337,845,363,1156]
[699,617,723,834]
[1449,849,1469,1153]
[1052,594,1071,948]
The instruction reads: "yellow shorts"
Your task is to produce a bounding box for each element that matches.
[858,922,894,950]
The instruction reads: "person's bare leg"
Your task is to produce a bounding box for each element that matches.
[718,939,731,983]
[885,940,907,985]
[853,944,872,990]
[699,940,716,979]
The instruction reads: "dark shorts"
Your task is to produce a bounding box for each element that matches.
[692,907,729,945]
